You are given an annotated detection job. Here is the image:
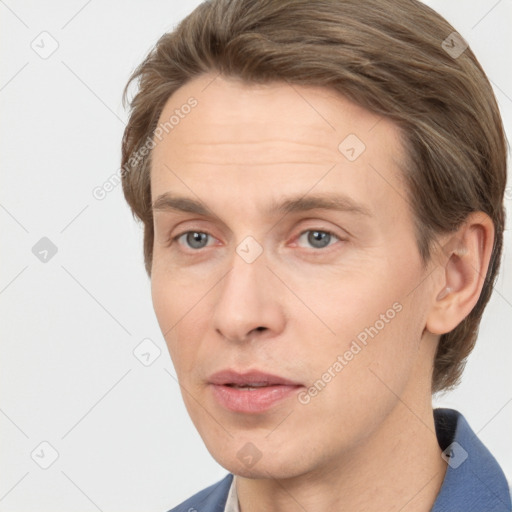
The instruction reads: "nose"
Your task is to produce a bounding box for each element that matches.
[212,247,286,343]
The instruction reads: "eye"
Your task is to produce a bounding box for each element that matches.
[174,231,214,250]
[296,229,340,249]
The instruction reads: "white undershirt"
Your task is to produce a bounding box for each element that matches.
[224,475,240,512]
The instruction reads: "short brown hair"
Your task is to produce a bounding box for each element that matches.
[121,0,507,393]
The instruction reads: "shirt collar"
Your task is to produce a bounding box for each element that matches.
[431,407,511,511]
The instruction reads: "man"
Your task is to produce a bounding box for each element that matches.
[120,0,510,510]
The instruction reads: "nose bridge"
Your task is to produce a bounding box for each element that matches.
[223,252,261,302]
[212,242,285,342]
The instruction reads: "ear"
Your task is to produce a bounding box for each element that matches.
[426,212,495,335]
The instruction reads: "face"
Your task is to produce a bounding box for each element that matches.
[150,74,438,479]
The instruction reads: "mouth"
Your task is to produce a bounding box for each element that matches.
[225,383,275,390]
[208,369,303,413]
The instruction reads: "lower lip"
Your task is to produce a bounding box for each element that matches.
[210,384,302,413]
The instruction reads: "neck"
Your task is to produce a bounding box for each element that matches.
[236,394,446,512]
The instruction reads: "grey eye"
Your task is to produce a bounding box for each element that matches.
[180,231,210,249]
[298,230,337,249]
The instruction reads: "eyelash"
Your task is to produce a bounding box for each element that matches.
[169,229,342,251]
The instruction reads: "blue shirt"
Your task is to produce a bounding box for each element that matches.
[167,408,511,511]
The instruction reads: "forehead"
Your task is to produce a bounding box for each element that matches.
[150,74,408,217]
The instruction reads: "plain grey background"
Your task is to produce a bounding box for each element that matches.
[1,1,511,510]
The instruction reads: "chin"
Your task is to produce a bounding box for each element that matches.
[208,443,313,480]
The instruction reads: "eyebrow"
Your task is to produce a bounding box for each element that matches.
[152,192,372,218]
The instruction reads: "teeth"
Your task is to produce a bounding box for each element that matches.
[230,383,269,389]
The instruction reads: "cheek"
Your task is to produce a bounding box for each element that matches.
[295,301,424,452]
[294,255,426,390]
[151,270,204,374]
[151,275,177,340]
[284,261,402,340]
[151,258,214,330]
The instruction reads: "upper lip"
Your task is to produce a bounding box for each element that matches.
[208,369,301,387]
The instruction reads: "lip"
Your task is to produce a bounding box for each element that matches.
[209,369,301,387]
[208,369,303,414]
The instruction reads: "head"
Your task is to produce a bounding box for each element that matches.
[121,0,506,478]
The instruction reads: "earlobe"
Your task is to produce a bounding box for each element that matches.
[425,213,494,336]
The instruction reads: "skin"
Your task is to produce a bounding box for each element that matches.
[149,74,494,512]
